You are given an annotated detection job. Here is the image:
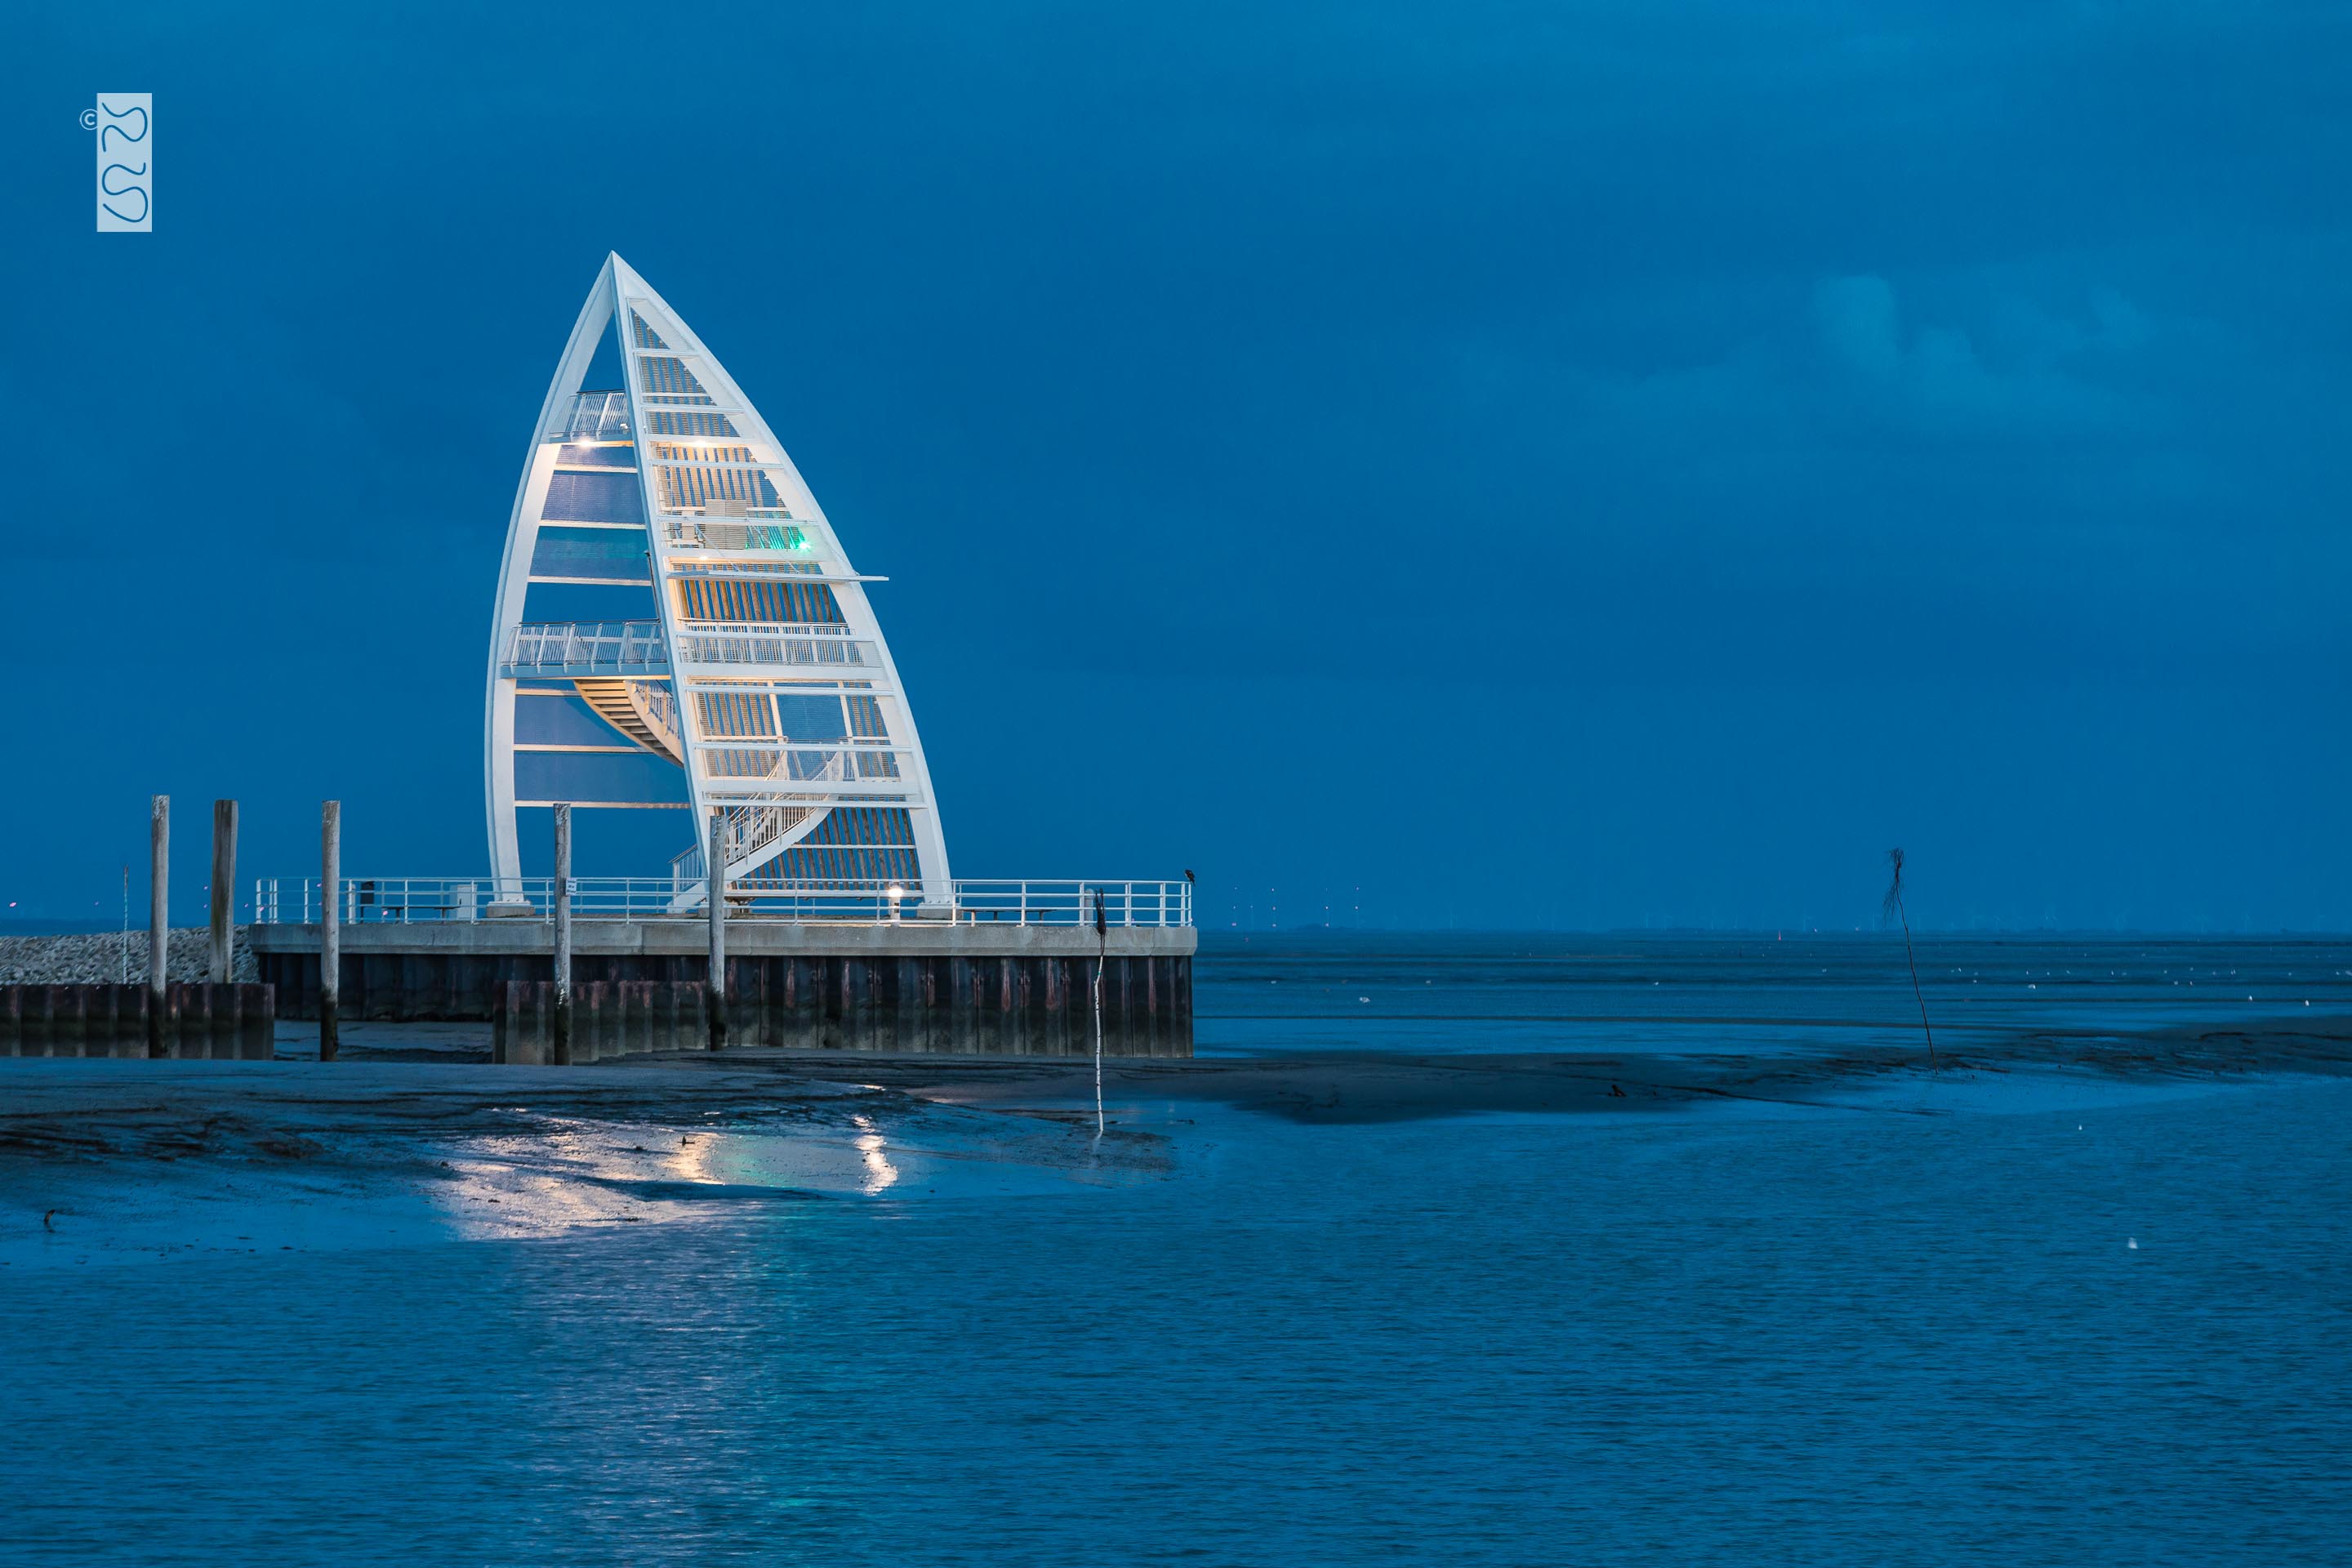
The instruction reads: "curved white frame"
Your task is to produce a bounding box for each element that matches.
[485,254,951,898]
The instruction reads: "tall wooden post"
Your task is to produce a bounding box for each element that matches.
[552,803,573,1066]
[148,795,169,1058]
[210,800,238,983]
[1092,888,1107,1134]
[706,808,728,1050]
[320,800,341,1062]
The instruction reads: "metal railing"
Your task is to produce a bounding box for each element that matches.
[550,390,631,443]
[252,877,1192,928]
[505,622,877,673]
[635,679,679,738]
[504,621,670,675]
[698,744,903,782]
[671,559,827,578]
[673,631,876,668]
[693,803,816,875]
[665,518,808,552]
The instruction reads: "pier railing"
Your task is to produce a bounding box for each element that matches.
[251,877,1192,929]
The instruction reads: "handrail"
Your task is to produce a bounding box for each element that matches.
[251,876,1193,928]
[504,621,670,672]
[549,390,630,442]
[672,633,876,668]
[664,518,808,552]
[505,621,875,672]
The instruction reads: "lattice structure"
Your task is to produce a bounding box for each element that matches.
[485,255,951,903]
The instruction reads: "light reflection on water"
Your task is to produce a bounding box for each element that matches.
[4,938,2349,1564]
[9,1079,2350,1564]
[851,1114,898,1194]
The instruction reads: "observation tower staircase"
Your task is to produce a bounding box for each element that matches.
[573,678,684,764]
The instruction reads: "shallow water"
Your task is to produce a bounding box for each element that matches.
[5,937,2350,1566]
[1196,932,2352,1054]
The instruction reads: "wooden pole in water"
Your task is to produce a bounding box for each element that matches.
[210,800,237,984]
[1092,888,1107,1136]
[552,803,573,1066]
[148,795,169,1058]
[320,800,341,1062]
[706,808,728,1050]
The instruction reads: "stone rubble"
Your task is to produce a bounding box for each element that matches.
[0,928,260,987]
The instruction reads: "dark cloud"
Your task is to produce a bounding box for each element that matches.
[0,0,2345,927]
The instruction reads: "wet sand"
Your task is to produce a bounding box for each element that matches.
[0,1058,1163,1266]
[792,1013,2352,1122]
[4,1015,2346,1265]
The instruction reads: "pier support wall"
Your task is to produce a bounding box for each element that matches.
[248,923,1193,1057]
[1,983,277,1059]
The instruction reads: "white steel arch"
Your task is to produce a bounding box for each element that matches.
[485,254,951,905]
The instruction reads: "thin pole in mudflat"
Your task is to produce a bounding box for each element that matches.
[320,800,341,1062]
[706,808,728,1050]
[210,800,237,984]
[552,803,573,1067]
[148,795,168,1058]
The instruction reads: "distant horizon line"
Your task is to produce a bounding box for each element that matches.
[1200,924,2352,941]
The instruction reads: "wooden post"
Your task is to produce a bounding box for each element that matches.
[551,803,573,1066]
[706,808,728,1050]
[320,800,341,1062]
[148,795,169,1058]
[210,800,238,983]
[1093,889,1107,1133]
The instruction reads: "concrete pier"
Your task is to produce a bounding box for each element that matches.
[248,920,1194,1056]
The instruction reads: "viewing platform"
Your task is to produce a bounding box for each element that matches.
[500,621,889,679]
[501,621,670,679]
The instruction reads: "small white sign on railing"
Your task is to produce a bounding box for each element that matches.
[93,93,152,233]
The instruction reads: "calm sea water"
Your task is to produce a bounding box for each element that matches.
[1196,931,2352,1054]
[6,936,2350,1566]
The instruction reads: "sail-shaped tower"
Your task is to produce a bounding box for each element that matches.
[486,255,949,905]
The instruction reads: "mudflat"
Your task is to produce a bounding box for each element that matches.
[3,1013,2345,1229]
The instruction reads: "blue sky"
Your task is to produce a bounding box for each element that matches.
[2,2,2347,929]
